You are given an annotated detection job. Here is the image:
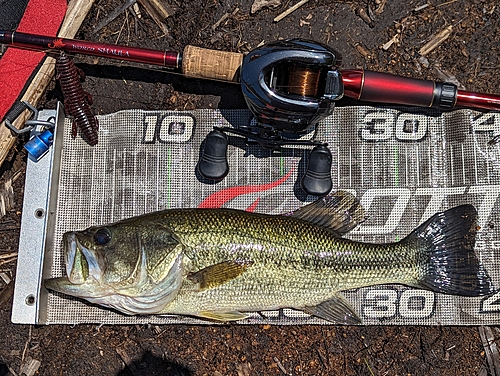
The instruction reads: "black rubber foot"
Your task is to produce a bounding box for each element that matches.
[301,145,332,197]
[198,130,229,181]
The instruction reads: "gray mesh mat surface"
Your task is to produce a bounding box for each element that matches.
[45,107,500,325]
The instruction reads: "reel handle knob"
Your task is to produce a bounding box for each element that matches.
[301,145,332,197]
[197,129,229,181]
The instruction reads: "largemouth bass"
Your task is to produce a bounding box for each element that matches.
[45,191,495,324]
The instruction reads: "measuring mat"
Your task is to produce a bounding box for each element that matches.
[12,106,500,325]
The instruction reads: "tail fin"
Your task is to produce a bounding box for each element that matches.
[404,205,495,297]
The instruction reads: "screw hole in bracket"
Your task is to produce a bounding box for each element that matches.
[34,208,45,219]
[25,295,36,306]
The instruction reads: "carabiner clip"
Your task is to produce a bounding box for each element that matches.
[4,101,55,135]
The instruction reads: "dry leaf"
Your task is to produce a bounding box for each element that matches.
[251,0,281,14]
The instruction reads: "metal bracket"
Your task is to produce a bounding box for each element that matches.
[11,102,65,324]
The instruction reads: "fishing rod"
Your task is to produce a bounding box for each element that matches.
[3,31,500,196]
[2,31,500,111]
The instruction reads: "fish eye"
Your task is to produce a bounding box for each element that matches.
[94,228,112,245]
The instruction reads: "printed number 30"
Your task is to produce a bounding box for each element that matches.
[362,289,435,319]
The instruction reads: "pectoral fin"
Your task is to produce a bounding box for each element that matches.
[302,294,361,325]
[198,310,249,322]
[187,260,253,291]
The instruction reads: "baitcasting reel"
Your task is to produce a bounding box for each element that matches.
[197,39,344,197]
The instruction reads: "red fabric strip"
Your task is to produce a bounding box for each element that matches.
[0,0,67,121]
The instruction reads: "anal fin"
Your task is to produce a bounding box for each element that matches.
[198,310,249,322]
[302,294,361,325]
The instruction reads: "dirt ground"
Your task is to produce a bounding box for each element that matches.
[1,0,500,374]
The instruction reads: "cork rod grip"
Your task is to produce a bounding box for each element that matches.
[182,45,244,82]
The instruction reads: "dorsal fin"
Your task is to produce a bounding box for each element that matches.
[289,190,365,236]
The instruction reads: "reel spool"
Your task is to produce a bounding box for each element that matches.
[198,39,344,197]
[241,39,343,133]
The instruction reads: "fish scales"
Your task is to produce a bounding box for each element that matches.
[113,208,421,314]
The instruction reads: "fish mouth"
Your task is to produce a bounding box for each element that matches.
[64,232,105,285]
[44,232,107,297]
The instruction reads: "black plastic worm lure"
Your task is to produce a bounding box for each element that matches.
[55,51,99,146]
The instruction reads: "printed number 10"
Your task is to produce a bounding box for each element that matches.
[142,114,195,143]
